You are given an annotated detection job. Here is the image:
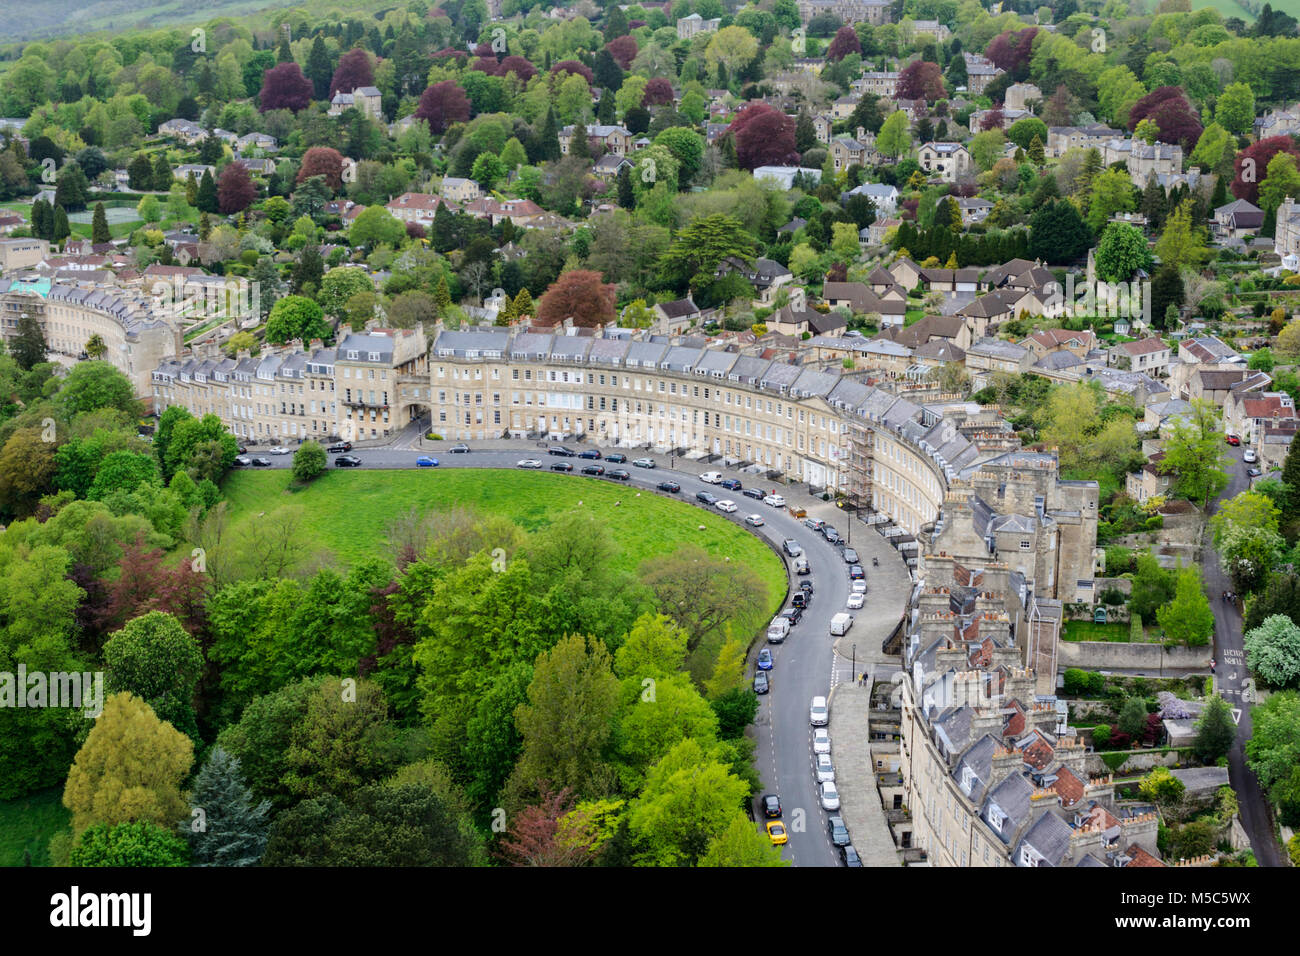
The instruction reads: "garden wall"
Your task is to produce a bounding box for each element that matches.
[1083,748,1185,776]
[1059,641,1211,672]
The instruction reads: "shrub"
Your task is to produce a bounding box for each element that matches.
[1101,750,1129,771]
[1105,545,1134,573]
[1087,671,1107,695]
[1093,724,1112,748]
[291,441,326,483]
[1064,668,1089,695]
[1098,587,1126,606]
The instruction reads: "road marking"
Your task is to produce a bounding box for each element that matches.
[1232,708,1243,725]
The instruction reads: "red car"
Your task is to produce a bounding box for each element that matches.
[1225,434,1241,446]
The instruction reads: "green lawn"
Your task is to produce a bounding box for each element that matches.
[1062,620,1132,642]
[221,469,788,615]
[0,788,69,867]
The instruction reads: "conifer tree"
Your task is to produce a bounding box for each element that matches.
[184,746,271,866]
[196,169,219,214]
[91,202,110,244]
[513,287,534,319]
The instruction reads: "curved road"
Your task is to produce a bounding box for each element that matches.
[239,437,881,866]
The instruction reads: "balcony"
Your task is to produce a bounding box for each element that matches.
[342,397,389,409]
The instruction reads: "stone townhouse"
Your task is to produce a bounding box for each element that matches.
[1273,196,1300,266]
[1045,125,1121,159]
[0,237,49,272]
[1126,450,1173,504]
[797,0,892,24]
[1212,199,1263,241]
[856,71,900,97]
[559,124,633,157]
[386,192,448,226]
[964,338,1033,381]
[829,136,870,172]
[440,177,483,204]
[1108,337,1172,376]
[962,53,1004,95]
[1223,390,1298,444]
[1020,328,1097,362]
[676,13,720,38]
[918,142,973,183]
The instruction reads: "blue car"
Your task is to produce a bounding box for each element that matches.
[720,478,743,491]
[416,456,439,467]
[757,648,774,670]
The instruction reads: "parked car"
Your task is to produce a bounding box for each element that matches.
[822,526,840,544]
[715,499,737,513]
[843,548,859,564]
[326,441,352,453]
[700,471,723,484]
[813,728,831,754]
[820,781,840,810]
[757,648,774,671]
[696,491,718,505]
[1226,434,1241,446]
[233,455,251,467]
[745,513,765,527]
[798,580,813,595]
[840,845,863,867]
[851,580,868,594]
[792,592,807,610]
[753,670,770,695]
[764,494,786,507]
[607,469,631,481]
[815,753,835,783]
[250,456,272,467]
[268,445,291,455]
[783,539,802,557]
[828,815,850,846]
[742,487,765,500]
[847,592,865,609]
[779,607,803,626]
[761,794,782,818]
[334,455,362,467]
[765,820,787,845]
[516,459,543,469]
[1248,466,1262,477]
[849,565,865,580]
[550,462,574,472]
[804,517,825,532]
[237,445,247,455]
[578,449,602,459]
[656,480,680,493]
[548,446,576,457]
[449,444,470,453]
[720,478,743,491]
[581,464,605,476]
[810,696,829,726]
[1243,449,1258,463]
[632,457,656,468]
[767,618,790,643]
[416,456,439,467]
[605,453,627,464]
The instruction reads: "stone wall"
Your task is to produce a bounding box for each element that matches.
[1059,640,1211,673]
[1083,748,1185,775]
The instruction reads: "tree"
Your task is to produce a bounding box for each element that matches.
[1158,566,1215,648]
[1246,573,1300,633]
[1118,696,1149,740]
[265,295,329,346]
[826,25,861,61]
[415,81,471,134]
[1128,86,1202,151]
[291,441,327,483]
[1215,82,1255,136]
[1232,136,1300,205]
[58,360,138,418]
[1212,490,1281,547]
[1138,765,1186,811]
[127,154,153,191]
[330,48,373,96]
[1095,222,1153,282]
[318,267,375,318]
[1029,200,1090,264]
[196,169,219,215]
[306,35,334,100]
[897,61,946,102]
[698,812,787,866]
[660,214,758,294]
[291,243,323,296]
[1245,615,1300,689]
[184,746,270,866]
[1194,695,1236,764]
[727,103,798,170]
[704,26,759,76]
[296,147,345,192]
[70,821,189,866]
[536,271,617,328]
[627,738,748,866]
[259,62,313,112]
[54,161,89,212]
[62,692,194,835]
[1162,398,1229,508]
[1087,168,1137,233]
[217,163,257,215]
[102,611,204,734]
[349,206,405,250]
[91,202,110,244]
[1259,152,1300,219]
[1246,691,1300,792]
[1006,117,1049,152]
[1130,551,1177,622]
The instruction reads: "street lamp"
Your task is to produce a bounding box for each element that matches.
[852,643,857,684]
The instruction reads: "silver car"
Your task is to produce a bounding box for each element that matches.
[820,781,841,811]
[814,752,835,783]
[813,727,831,754]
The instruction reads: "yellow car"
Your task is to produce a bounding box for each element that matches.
[766,820,788,846]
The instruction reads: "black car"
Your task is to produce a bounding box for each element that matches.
[326,442,352,453]
[581,464,605,476]
[696,491,718,505]
[578,449,602,460]
[849,565,865,580]
[605,453,627,464]
[779,606,803,626]
[550,461,574,472]
[657,480,681,493]
[843,548,859,564]
[823,527,841,544]
[761,793,782,818]
[799,580,814,595]
[607,469,631,481]
[250,456,272,467]
[548,446,576,457]
[720,478,743,491]
[753,671,770,695]
[334,455,362,467]
[449,444,470,453]
[792,592,808,610]
[828,815,850,847]
[840,845,863,867]
[742,487,765,500]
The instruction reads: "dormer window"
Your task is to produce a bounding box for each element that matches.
[348,350,359,359]
[988,805,1005,832]
[368,352,379,362]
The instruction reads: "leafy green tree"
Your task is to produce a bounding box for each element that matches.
[349,206,406,250]
[1118,697,1149,740]
[62,692,194,835]
[614,673,720,791]
[877,110,911,159]
[70,821,190,866]
[1219,524,1285,594]
[1129,551,1177,622]
[1245,615,1300,689]
[58,361,139,418]
[196,169,218,214]
[1246,691,1300,792]
[698,812,788,866]
[265,295,329,346]
[1154,199,1209,271]
[1029,200,1091,264]
[659,214,758,293]
[183,746,270,866]
[1095,222,1152,281]
[1138,765,1186,811]
[87,450,159,501]
[103,611,204,734]
[1086,168,1136,233]
[1215,82,1255,136]
[1162,399,1229,509]
[10,310,47,370]
[317,267,374,319]
[291,440,326,483]
[1194,695,1236,764]
[1211,491,1281,546]
[1157,566,1215,648]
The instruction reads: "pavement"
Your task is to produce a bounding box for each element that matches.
[1202,445,1284,867]
[237,433,915,867]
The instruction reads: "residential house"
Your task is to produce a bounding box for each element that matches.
[856,71,900,97]
[1109,337,1172,377]
[1021,328,1097,361]
[1213,199,1264,241]
[1126,451,1173,504]
[1224,390,1298,444]
[754,166,822,189]
[328,87,383,120]
[652,297,702,332]
[715,256,793,305]
[386,192,447,225]
[1045,125,1122,159]
[158,119,206,144]
[962,53,1004,95]
[918,142,973,183]
[677,13,720,38]
[963,337,1034,378]
[1004,83,1042,112]
[236,132,277,153]
[441,177,483,204]
[956,197,994,226]
[844,181,899,215]
[559,124,633,157]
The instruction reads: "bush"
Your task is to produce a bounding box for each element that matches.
[1105,546,1134,573]
[1064,668,1089,695]
[1101,750,1129,771]
[291,441,327,483]
[1093,724,1111,748]
[1087,671,1107,695]
[1143,515,1164,531]
[1098,587,1126,606]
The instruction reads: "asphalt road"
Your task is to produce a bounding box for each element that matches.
[237,439,866,866]
[1203,447,1284,867]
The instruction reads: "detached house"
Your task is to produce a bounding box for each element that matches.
[1109,337,1172,377]
[328,87,383,120]
[559,124,633,157]
[917,142,973,183]
[1213,199,1264,241]
[1224,390,1298,444]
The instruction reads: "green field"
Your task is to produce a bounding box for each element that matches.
[0,788,69,867]
[221,469,789,614]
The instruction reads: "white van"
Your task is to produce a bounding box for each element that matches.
[793,555,809,575]
[829,612,854,636]
[700,471,724,484]
[767,618,790,643]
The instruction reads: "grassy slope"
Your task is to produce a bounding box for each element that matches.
[221,469,788,614]
[0,788,69,867]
